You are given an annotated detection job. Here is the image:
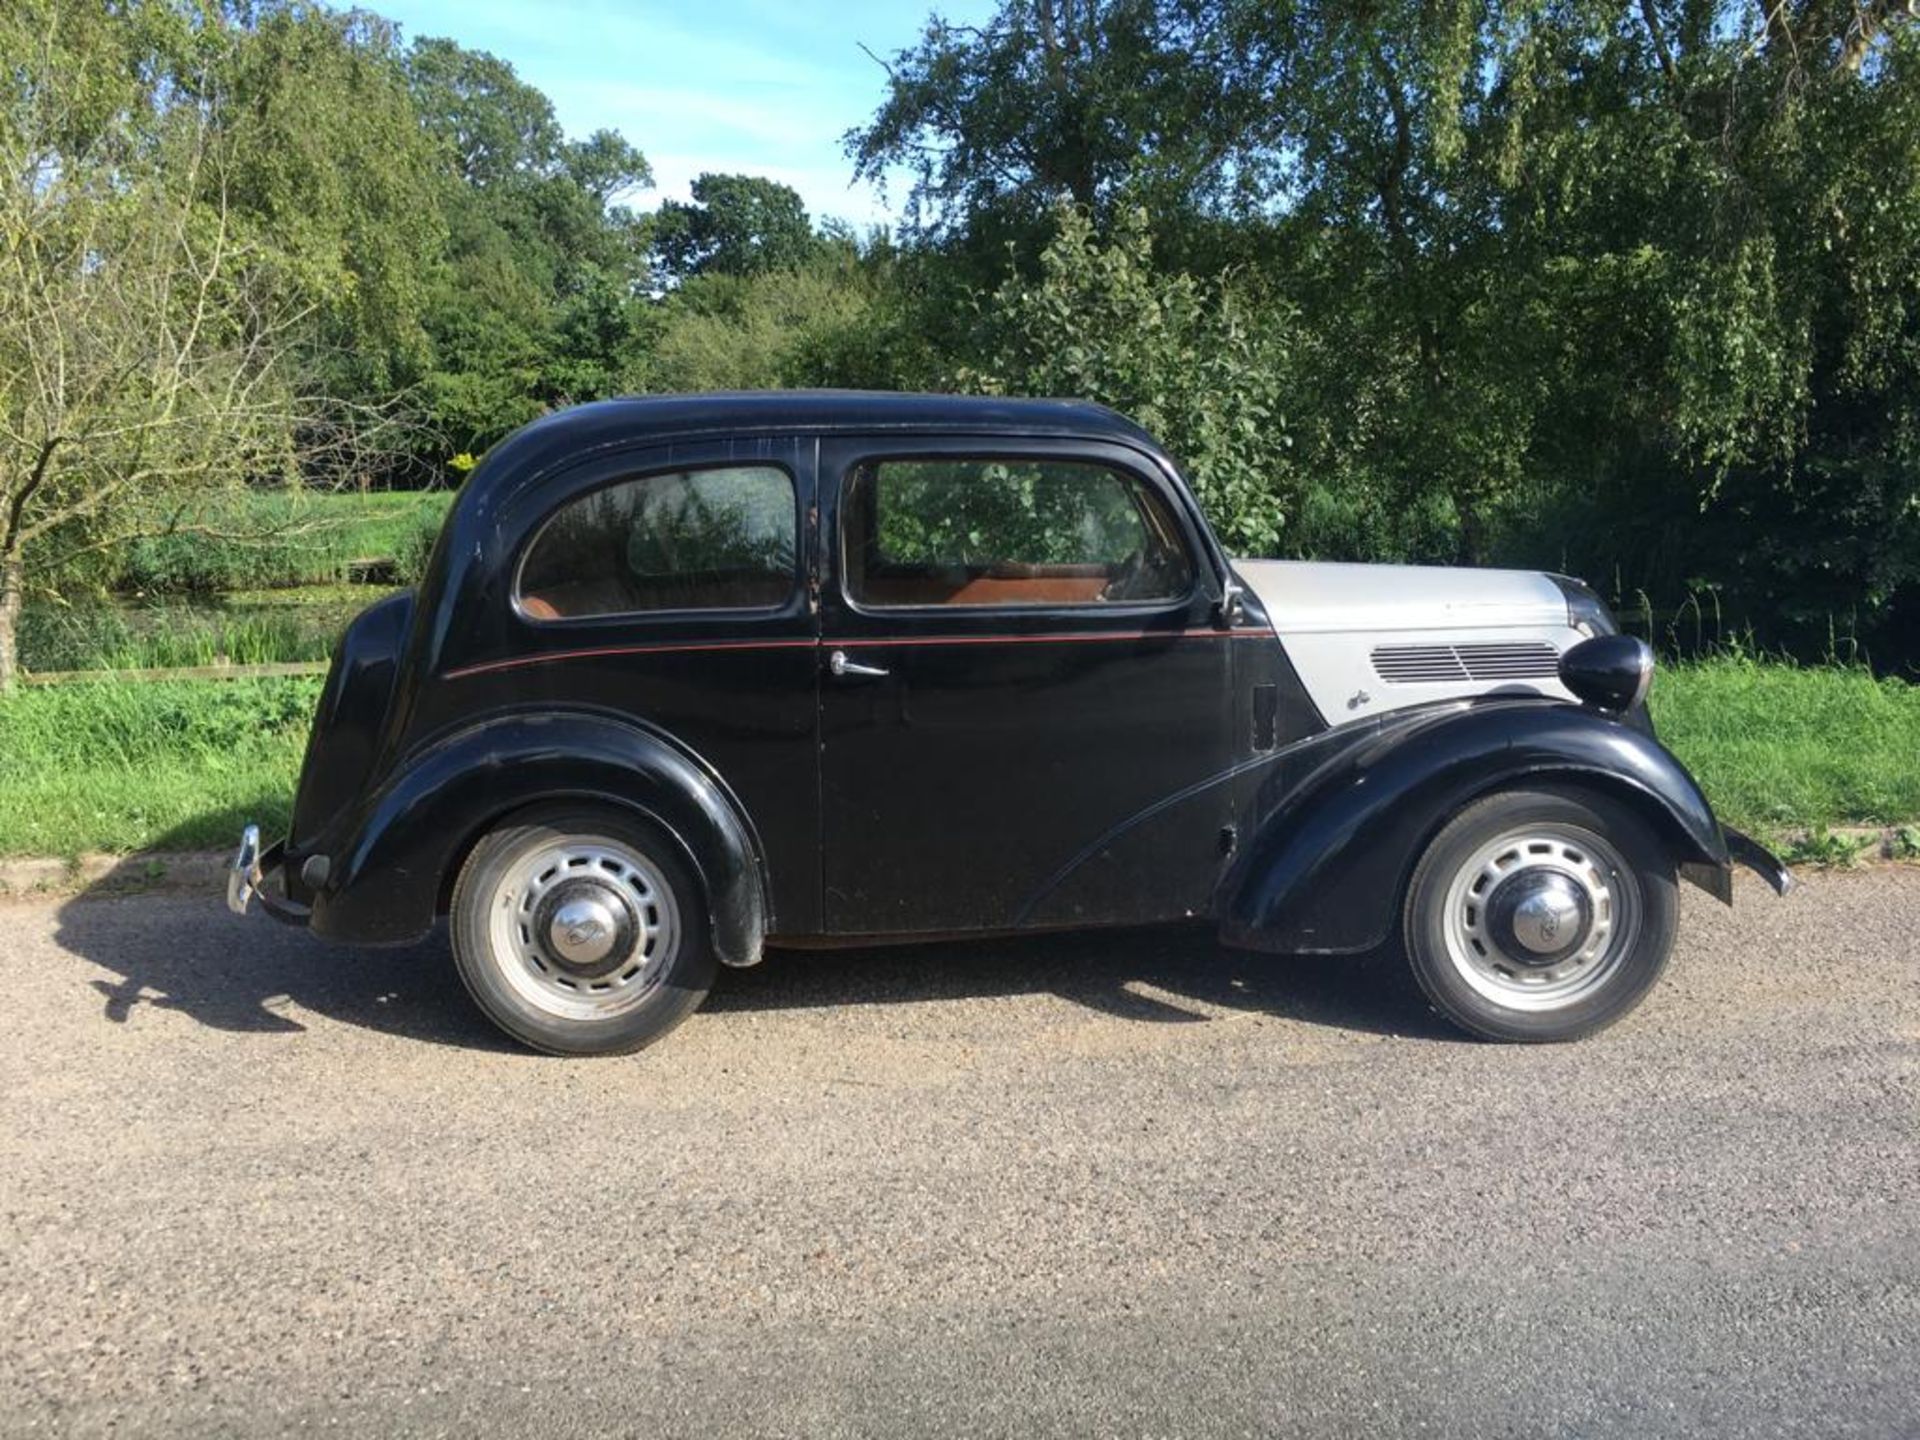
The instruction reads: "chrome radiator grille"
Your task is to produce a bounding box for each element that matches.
[1371,641,1561,685]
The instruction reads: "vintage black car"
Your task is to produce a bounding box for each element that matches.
[229,392,1790,1054]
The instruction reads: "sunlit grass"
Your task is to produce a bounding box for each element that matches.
[1650,655,1920,832]
[0,677,322,855]
[19,587,395,673]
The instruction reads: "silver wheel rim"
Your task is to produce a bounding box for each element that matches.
[1439,824,1639,1012]
[485,837,680,1023]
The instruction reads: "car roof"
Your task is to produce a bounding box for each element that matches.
[471,391,1166,493]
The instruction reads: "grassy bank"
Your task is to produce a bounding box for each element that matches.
[0,677,322,856]
[114,489,449,594]
[1647,656,1920,835]
[0,657,1913,859]
[18,585,399,673]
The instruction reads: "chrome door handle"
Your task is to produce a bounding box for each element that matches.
[829,649,889,679]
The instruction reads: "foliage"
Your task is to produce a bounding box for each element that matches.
[6,0,1920,679]
[110,491,450,595]
[17,584,394,673]
[404,35,655,461]
[966,206,1296,554]
[651,173,821,283]
[0,0,310,688]
[855,0,1920,665]
[848,0,1282,260]
[647,240,935,393]
[867,458,1156,568]
[209,3,446,398]
[20,599,322,672]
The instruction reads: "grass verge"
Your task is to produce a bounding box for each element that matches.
[1648,656,1920,834]
[0,676,321,856]
[0,656,1913,859]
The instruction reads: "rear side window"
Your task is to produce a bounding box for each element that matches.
[518,465,796,619]
[843,456,1194,609]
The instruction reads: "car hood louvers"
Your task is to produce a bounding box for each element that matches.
[1371,641,1560,685]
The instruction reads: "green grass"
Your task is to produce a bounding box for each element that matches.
[0,657,1912,858]
[19,586,395,673]
[1649,655,1920,833]
[0,676,321,855]
[114,489,449,595]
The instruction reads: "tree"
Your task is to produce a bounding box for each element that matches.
[405,37,655,457]
[207,3,447,409]
[0,3,322,689]
[847,0,1284,258]
[650,172,820,283]
[970,206,1296,554]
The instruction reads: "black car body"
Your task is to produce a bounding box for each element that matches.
[230,392,1789,1053]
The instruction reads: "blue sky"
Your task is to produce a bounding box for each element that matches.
[370,0,995,226]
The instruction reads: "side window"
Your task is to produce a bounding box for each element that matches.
[518,465,796,619]
[844,457,1194,609]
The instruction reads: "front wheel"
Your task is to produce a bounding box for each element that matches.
[449,805,716,1055]
[1403,787,1677,1042]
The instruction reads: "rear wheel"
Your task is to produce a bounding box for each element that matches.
[450,806,715,1055]
[1403,787,1677,1042]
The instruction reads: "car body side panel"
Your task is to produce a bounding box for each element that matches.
[307,710,769,964]
[1218,699,1732,954]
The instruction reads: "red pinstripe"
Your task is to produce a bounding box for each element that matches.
[443,626,1273,681]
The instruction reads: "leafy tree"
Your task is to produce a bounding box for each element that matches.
[968,206,1296,555]
[0,1,329,688]
[405,37,654,457]
[647,236,927,392]
[847,0,1284,262]
[208,3,447,402]
[651,172,821,283]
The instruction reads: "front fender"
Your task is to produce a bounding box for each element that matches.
[309,709,768,964]
[1218,700,1734,955]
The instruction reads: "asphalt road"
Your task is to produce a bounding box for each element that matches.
[3,870,1917,1438]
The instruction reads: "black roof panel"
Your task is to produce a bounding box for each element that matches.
[471,390,1165,492]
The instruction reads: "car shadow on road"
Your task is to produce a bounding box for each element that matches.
[723,923,1459,1041]
[51,895,520,1053]
[51,894,1458,1049]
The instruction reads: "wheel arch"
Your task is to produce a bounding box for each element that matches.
[1217,702,1733,955]
[309,709,770,966]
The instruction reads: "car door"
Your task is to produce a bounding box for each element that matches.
[816,435,1239,935]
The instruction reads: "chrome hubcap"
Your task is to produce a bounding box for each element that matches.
[548,895,621,966]
[1441,826,1638,1011]
[1488,869,1593,963]
[487,840,679,1022]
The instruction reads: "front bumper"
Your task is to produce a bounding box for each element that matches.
[226,824,311,925]
[1726,826,1795,896]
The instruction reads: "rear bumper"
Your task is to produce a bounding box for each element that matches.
[226,824,311,925]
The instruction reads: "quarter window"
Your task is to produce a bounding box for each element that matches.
[518,465,796,619]
[843,457,1194,609]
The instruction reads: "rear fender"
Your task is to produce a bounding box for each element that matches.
[309,709,768,964]
[1218,701,1733,955]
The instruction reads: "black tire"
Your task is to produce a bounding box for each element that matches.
[1402,786,1677,1043]
[449,805,716,1056]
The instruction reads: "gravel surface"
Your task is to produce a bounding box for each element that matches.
[2,871,1916,1437]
